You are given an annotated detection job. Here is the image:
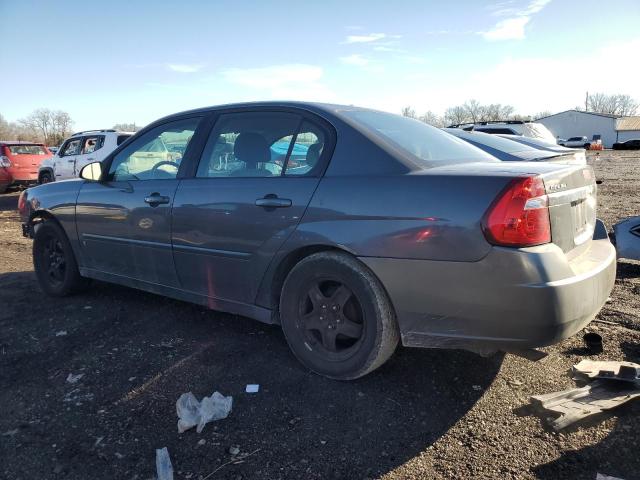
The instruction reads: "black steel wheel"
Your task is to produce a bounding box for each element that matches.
[33,220,88,296]
[39,171,53,184]
[280,251,399,380]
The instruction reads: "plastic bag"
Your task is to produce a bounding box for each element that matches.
[156,447,174,480]
[176,391,233,434]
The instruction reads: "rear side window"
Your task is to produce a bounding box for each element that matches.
[81,136,104,154]
[117,134,132,146]
[7,145,47,155]
[341,110,496,167]
[196,112,326,178]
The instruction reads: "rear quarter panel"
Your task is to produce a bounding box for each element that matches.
[288,173,512,262]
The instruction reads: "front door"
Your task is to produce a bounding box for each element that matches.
[55,137,82,179]
[172,110,329,305]
[75,117,202,286]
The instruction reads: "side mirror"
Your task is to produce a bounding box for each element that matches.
[80,161,103,181]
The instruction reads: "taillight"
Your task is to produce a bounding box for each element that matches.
[482,176,551,247]
[17,191,26,213]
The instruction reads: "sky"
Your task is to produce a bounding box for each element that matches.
[1,0,640,130]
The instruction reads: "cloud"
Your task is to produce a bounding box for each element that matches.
[482,17,530,40]
[339,54,370,66]
[482,0,551,41]
[221,63,335,101]
[223,64,323,88]
[166,63,204,73]
[344,33,401,44]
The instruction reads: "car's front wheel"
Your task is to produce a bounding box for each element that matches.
[279,251,399,380]
[39,171,53,184]
[33,220,88,296]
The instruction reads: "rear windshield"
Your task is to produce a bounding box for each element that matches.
[7,145,47,155]
[341,110,496,166]
[444,129,540,154]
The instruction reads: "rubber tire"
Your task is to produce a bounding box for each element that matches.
[39,171,53,184]
[33,220,88,296]
[584,143,591,149]
[279,251,399,380]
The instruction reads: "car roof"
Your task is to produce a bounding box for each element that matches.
[0,141,45,146]
[148,101,385,126]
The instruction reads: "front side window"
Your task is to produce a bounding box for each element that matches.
[60,139,82,157]
[196,112,325,178]
[108,118,200,181]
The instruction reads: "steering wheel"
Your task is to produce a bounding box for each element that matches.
[151,161,180,176]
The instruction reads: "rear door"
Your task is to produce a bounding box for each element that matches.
[75,135,104,175]
[75,117,203,285]
[171,109,332,304]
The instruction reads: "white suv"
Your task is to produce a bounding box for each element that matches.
[448,120,557,143]
[38,130,133,183]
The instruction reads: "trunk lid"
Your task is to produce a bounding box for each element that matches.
[540,164,597,254]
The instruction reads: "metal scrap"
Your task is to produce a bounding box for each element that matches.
[613,215,640,261]
[573,360,640,385]
[529,360,640,431]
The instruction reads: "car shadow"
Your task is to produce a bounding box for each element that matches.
[0,190,20,212]
[0,271,503,479]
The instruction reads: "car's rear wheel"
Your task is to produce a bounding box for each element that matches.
[584,143,591,149]
[279,251,399,380]
[33,220,88,296]
[39,171,53,184]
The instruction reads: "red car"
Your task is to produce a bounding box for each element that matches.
[0,142,52,192]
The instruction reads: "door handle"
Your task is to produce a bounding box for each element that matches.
[68,160,75,163]
[255,195,292,208]
[144,193,170,206]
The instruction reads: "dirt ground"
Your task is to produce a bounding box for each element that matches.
[1,150,639,480]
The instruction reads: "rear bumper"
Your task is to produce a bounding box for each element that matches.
[360,237,616,353]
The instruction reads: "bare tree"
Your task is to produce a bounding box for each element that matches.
[419,111,445,127]
[463,100,484,122]
[532,111,553,120]
[444,106,470,126]
[587,93,638,116]
[113,123,142,132]
[18,108,74,145]
[19,108,53,144]
[401,106,417,119]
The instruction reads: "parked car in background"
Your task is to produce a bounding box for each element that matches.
[557,136,592,148]
[0,141,52,191]
[443,128,582,164]
[498,134,587,165]
[447,120,556,143]
[612,139,640,150]
[0,157,11,193]
[19,102,615,380]
[38,130,133,183]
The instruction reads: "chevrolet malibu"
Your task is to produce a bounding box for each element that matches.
[18,102,616,379]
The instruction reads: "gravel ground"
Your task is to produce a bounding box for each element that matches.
[0,151,639,480]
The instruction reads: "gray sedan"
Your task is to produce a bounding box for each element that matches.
[18,102,616,379]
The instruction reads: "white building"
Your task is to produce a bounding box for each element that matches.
[615,117,640,142]
[536,110,620,148]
